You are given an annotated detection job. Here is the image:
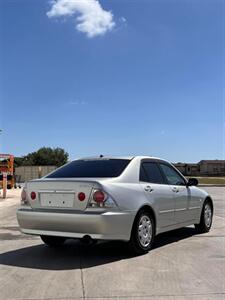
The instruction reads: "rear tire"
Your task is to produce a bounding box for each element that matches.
[128,210,155,255]
[195,200,213,233]
[40,235,66,247]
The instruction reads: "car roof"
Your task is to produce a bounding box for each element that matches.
[76,155,168,161]
[78,156,134,160]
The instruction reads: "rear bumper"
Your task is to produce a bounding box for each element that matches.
[17,208,135,241]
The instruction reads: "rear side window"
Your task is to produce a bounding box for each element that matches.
[140,162,165,184]
[46,159,131,178]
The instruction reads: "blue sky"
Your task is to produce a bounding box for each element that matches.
[0,0,224,162]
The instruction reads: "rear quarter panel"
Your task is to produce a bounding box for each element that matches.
[101,182,154,212]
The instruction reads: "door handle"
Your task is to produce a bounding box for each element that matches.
[172,187,179,193]
[144,185,154,192]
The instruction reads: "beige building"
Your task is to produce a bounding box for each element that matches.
[174,160,225,176]
[198,160,225,176]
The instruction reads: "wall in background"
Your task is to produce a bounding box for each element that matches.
[15,166,56,182]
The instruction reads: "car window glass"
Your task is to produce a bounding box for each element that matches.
[140,165,149,182]
[159,164,186,185]
[47,159,131,178]
[140,162,165,184]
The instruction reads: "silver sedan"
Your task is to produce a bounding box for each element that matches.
[17,156,213,254]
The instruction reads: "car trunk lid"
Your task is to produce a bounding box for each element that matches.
[26,179,100,211]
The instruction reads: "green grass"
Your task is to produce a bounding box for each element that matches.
[186,177,225,185]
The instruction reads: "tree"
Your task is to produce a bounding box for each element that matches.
[16,147,69,167]
[14,157,24,167]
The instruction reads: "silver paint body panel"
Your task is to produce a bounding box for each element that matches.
[17,156,211,241]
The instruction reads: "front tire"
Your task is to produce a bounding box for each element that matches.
[195,200,213,233]
[40,235,66,247]
[128,210,155,255]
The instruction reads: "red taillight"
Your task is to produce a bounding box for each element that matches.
[21,189,26,201]
[30,191,36,200]
[93,190,105,203]
[78,192,86,201]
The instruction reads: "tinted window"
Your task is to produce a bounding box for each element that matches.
[159,163,186,185]
[46,159,131,178]
[140,165,149,182]
[140,162,165,184]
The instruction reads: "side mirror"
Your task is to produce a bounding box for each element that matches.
[187,178,198,186]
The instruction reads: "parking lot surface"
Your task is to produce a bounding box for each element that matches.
[0,187,224,300]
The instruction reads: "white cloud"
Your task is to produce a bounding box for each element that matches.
[47,0,115,38]
[66,100,88,105]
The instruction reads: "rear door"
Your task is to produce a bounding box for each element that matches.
[139,161,176,228]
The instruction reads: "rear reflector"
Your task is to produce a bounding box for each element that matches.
[78,192,86,201]
[30,191,36,200]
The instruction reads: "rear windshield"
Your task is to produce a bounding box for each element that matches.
[46,159,131,178]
